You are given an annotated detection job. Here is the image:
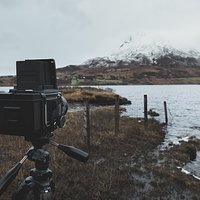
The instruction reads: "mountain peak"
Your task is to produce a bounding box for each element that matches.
[111,38,200,63]
[83,37,200,67]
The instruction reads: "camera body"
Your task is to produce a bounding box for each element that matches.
[0,59,68,141]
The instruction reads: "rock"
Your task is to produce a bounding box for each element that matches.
[168,142,174,147]
[185,144,197,161]
[147,109,159,117]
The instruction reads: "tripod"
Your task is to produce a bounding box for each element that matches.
[0,138,89,200]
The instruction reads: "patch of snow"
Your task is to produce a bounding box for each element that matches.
[177,167,200,181]
[180,136,190,143]
[181,168,191,175]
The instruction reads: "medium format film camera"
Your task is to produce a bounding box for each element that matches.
[0,59,68,141]
[0,59,89,199]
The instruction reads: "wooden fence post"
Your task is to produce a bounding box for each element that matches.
[85,101,91,152]
[115,95,120,134]
[164,101,168,124]
[144,94,148,129]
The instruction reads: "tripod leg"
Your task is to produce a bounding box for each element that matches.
[12,176,35,200]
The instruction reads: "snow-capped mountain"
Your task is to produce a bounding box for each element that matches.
[83,37,200,67]
[111,37,200,61]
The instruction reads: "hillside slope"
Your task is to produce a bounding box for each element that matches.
[57,64,200,85]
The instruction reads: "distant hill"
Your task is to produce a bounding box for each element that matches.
[56,62,200,86]
[0,76,15,86]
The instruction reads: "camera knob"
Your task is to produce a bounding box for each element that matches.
[57,116,66,128]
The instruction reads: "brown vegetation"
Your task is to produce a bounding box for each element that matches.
[0,76,15,86]
[60,87,131,105]
[57,64,200,85]
[1,107,200,199]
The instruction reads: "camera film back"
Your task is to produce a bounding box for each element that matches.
[16,59,57,91]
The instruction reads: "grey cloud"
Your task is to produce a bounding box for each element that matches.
[1,0,200,75]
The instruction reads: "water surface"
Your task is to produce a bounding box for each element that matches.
[98,85,200,177]
[99,85,200,144]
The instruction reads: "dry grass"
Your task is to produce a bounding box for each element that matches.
[57,64,200,85]
[60,87,130,105]
[61,87,114,101]
[0,107,200,199]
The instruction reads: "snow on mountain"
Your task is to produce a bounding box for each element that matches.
[83,37,200,67]
[83,57,115,68]
[111,37,200,62]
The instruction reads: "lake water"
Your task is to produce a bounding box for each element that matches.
[98,85,200,177]
[1,85,200,176]
[0,87,11,93]
[98,85,200,145]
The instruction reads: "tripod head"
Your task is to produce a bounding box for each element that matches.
[0,138,89,197]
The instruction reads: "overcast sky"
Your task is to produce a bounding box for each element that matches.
[0,0,200,75]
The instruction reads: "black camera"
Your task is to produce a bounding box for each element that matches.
[0,59,68,141]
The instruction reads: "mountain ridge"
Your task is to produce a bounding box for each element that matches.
[83,39,200,68]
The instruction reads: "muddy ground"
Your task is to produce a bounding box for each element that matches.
[0,107,200,199]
